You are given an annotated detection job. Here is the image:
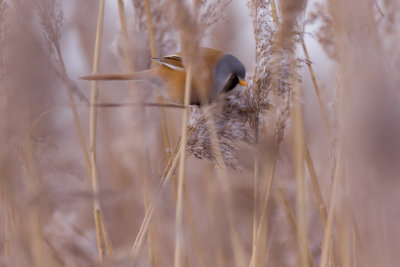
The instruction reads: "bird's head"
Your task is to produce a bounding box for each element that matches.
[213,54,247,94]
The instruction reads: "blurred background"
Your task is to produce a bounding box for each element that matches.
[1,0,400,266]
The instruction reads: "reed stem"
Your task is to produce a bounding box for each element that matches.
[89,0,111,261]
[173,66,192,267]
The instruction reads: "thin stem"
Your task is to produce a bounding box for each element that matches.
[174,66,192,267]
[251,144,278,267]
[319,158,341,267]
[270,0,279,28]
[305,144,328,229]
[54,44,91,175]
[55,42,119,259]
[183,184,208,267]
[144,0,157,62]
[251,116,260,267]
[128,141,181,265]
[301,40,332,138]
[292,72,308,267]
[115,3,159,265]
[144,0,174,161]
[89,0,107,261]
[277,185,317,267]
[202,109,246,267]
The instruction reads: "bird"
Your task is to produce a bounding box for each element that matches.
[81,47,247,105]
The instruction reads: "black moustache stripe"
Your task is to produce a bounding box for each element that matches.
[222,75,240,93]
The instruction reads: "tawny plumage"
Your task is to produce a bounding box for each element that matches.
[81,47,246,105]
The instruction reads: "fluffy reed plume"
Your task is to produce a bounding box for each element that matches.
[187,84,271,170]
[38,0,63,55]
[307,4,336,60]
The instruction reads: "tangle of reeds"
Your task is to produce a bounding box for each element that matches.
[1,0,400,266]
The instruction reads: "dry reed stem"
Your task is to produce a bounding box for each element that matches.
[300,8,338,266]
[203,171,227,266]
[201,109,246,267]
[177,161,208,267]
[301,40,332,138]
[305,144,328,229]
[53,45,120,260]
[182,185,207,267]
[249,1,275,265]
[251,117,260,267]
[143,1,184,262]
[319,155,341,267]
[268,3,330,265]
[141,169,159,267]
[277,185,317,267]
[99,212,115,265]
[250,144,278,267]
[144,0,175,162]
[54,45,91,177]
[344,223,352,267]
[174,66,192,267]
[299,23,331,247]
[270,0,279,29]
[57,36,115,263]
[1,190,9,259]
[38,1,112,262]
[43,236,65,266]
[22,125,46,266]
[144,0,157,62]
[351,218,362,267]
[249,1,287,261]
[292,80,308,267]
[31,209,45,266]
[116,2,160,265]
[23,102,117,264]
[128,142,181,264]
[89,0,109,261]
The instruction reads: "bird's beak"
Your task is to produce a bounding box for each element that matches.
[239,79,247,87]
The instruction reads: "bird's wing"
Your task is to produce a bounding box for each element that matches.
[151,48,224,72]
[151,55,185,71]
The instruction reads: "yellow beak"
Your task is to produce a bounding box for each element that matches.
[239,80,247,87]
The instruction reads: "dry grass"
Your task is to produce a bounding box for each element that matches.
[1,0,400,266]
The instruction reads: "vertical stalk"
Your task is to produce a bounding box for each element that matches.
[292,80,308,267]
[174,66,192,267]
[129,147,181,265]
[277,185,317,267]
[116,2,160,265]
[89,0,107,261]
[270,0,279,28]
[144,0,174,162]
[319,159,341,267]
[301,40,331,138]
[144,0,157,62]
[55,44,91,175]
[202,110,246,267]
[305,145,328,229]
[251,116,260,267]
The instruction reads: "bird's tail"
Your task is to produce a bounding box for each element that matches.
[80,70,155,81]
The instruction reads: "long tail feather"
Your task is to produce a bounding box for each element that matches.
[80,70,154,81]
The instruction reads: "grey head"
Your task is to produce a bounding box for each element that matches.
[212,54,246,99]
